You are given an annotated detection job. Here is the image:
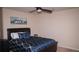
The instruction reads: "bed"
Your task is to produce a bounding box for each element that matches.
[7,28,57,52]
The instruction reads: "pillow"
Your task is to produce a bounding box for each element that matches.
[11,33,19,39]
[18,32,30,39]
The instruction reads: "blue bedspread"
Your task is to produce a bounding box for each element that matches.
[9,37,57,52]
[26,37,57,52]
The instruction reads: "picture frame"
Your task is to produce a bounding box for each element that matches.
[10,16,27,24]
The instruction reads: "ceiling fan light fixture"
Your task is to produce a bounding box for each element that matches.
[37,9,42,12]
[30,7,53,14]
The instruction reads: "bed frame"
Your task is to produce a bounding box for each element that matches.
[7,28,57,52]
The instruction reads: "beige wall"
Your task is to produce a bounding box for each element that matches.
[2,8,37,39]
[32,8,79,50]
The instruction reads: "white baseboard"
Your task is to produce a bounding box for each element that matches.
[58,45,79,51]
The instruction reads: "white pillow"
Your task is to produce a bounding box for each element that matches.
[11,33,19,39]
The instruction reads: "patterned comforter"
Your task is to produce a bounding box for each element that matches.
[9,37,57,52]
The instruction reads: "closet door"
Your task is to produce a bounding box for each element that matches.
[0,7,3,39]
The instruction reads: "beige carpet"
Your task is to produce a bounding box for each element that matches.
[57,47,78,52]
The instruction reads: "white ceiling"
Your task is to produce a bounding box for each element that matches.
[5,7,76,13]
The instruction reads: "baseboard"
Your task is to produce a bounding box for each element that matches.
[58,45,79,51]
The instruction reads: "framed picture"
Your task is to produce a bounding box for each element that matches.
[10,16,27,24]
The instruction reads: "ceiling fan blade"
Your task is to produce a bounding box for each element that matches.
[35,7,42,10]
[42,9,52,13]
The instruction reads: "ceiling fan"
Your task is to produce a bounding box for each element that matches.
[29,7,53,14]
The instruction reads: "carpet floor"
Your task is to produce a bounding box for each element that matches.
[57,47,79,52]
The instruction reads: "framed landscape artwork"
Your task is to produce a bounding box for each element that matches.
[10,16,27,24]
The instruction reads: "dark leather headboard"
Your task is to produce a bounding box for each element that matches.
[7,28,30,40]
